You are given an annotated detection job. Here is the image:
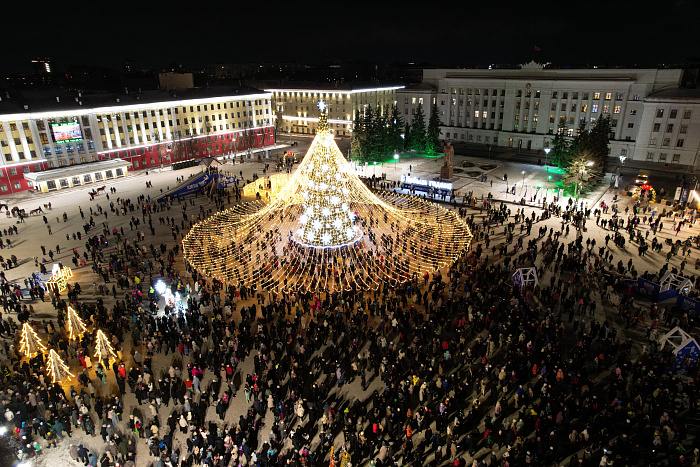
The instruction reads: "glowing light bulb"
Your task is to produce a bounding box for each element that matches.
[322,233,332,244]
[299,214,308,224]
[322,207,331,217]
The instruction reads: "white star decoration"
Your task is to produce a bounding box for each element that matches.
[318,100,326,112]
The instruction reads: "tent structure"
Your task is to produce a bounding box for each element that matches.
[659,326,700,369]
[512,267,538,288]
[659,271,694,295]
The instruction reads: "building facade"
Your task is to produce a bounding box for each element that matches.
[267,86,403,137]
[0,88,275,194]
[398,64,699,168]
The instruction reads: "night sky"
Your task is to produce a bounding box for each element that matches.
[3,1,699,72]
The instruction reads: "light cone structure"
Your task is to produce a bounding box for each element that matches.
[94,329,117,363]
[45,348,74,384]
[19,322,47,359]
[183,101,471,293]
[66,306,87,341]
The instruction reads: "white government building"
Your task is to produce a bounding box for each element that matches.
[397,62,700,169]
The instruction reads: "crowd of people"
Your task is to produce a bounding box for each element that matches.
[0,161,697,467]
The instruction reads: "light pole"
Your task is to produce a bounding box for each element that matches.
[521,170,526,190]
[393,152,399,172]
[544,147,551,170]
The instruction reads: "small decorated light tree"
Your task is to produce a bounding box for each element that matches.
[45,349,74,383]
[19,322,47,359]
[94,329,117,364]
[66,306,87,341]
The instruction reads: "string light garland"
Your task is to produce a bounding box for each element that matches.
[66,306,87,341]
[19,322,47,359]
[93,329,117,364]
[183,101,471,293]
[45,349,74,384]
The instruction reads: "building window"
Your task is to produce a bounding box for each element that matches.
[662,137,670,147]
[613,105,621,114]
[551,91,558,99]
[673,154,681,163]
[581,103,588,112]
[474,110,479,118]
[646,152,654,160]
[59,178,69,188]
[603,105,609,113]
[116,168,124,176]
[683,110,692,119]
[680,124,688,134]
[627,123,634,128]
[620,148,627,156]
[604,92,612,100]
[656,109,664,118]
[653,123,660,132]
[676,139,684,147]
[72,176,81,186]
[83,174,92,183]
[591,104,599,113]
[669,109,677,119]
[482,111,487,118]
[666,124,674,133]
[46,180,56,190]
[649,137,657,146]
[13,183,21,190]
[630,109,637,116]
[593,92,601,99]
[659,153,667,161]
[94,172,103,181]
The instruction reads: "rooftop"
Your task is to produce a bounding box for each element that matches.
[646,88,700,102]
[24,158,130,183]
[0,86,268,116]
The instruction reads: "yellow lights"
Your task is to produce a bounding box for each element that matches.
[19,322,47,360]
[46,265,73,294]
[45,349,74,384]
[183,102,471,293]
[66,306,87,341]
[93,329,117,364]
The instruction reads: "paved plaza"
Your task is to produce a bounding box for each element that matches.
[0,147,700,466]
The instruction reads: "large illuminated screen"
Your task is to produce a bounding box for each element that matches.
[50,122,83,144]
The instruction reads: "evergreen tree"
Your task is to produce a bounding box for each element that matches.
[408,105,426,152]
[350,111,365,161]
[371,109,388,162]
[588,115,612,171]
[403,124,411,150]
[551,122,572,169]
[364,105,376,161]
[389,104,404,153]
[425,103,442,155]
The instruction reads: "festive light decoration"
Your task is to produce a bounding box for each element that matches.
[19,322,47,359]
[45,349,74,384]
[46,264,73,294]
[66,306,87,340]
[93,330,117,364]
[183,101,471,293]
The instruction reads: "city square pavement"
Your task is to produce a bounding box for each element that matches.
[1,145,698,466]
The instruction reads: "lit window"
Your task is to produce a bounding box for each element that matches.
[603,105,609,113]
[605,92,612,100]
[418,98,424,105]
[581,103,588,112]
[613,105,621,114]
[474,110,480,118]
[411,97,416,104]
[591,104,599,113]
[656,109,664,118]
[482,111,487,118]
[593,92,601,99]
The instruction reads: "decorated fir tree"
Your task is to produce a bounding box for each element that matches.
[19,322,47,359]
[66,306,87,341]
[294,100,360,247]
[45,349,74,383]
[93,329,117,363]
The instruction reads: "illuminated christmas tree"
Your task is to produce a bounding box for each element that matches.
[294,100,360,247]
[66,306,87,340]
[19,322,47,359]
[45,349,74,383]
[93,329,117,363]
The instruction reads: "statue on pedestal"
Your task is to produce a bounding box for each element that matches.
[441,142,454,179]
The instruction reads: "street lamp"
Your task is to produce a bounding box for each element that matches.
[393,152,399,172]
[521,170,526,188]
[544,147,551,170]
